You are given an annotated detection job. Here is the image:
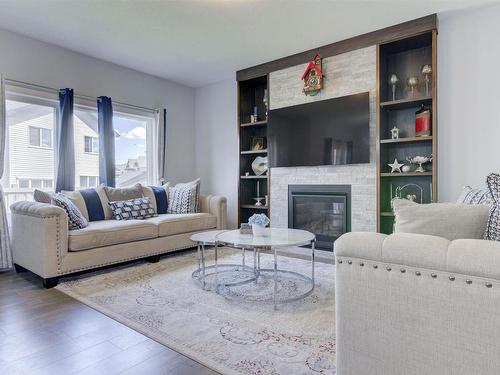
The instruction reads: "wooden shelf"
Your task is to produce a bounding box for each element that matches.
[380,136,432,144]
[240,175,268,179]
[240,149,268,155]
[240,205,269,210]
[380,172,432,177]
[380,212,394,217]
[240,120,267,127]
[380,96,432,110]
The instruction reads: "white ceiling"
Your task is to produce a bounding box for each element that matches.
[0,0,495,87]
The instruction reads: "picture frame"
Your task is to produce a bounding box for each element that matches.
[251,136,265,151]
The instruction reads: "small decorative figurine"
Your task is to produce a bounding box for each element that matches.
[407,155,432,173]
[263,89,269,119]
[401,165,411,173]
[301,53,323,96]
[389,74,399,101]
[390,126,400,140]
[421,64,432,96]
[388,158,404,173]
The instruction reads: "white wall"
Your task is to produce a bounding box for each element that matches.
[0,28,196,183]
[194,80,238,228]
[438,4,500,201]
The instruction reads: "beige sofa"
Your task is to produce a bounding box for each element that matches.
[335,232,500,375]
[10,194,227,287]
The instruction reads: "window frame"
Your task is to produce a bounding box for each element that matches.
[84,135,99,154]
[28,126,53,149]
[113,108,155,186]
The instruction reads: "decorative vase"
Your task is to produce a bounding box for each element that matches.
[252,224,267,237]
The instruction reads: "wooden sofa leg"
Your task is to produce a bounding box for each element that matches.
[148,255,161,263]
[14,264,28,273]
[43,277,59,289]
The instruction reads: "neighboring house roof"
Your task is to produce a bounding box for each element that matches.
[116,169,147,186]
[7,105,120,137]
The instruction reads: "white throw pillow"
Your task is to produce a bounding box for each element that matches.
[392,198,490,241]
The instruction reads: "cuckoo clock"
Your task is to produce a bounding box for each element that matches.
[301,53,323,96]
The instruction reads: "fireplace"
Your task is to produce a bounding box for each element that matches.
[288,185,351,251]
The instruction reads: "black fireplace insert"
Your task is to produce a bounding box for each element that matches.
[288,185,351,251]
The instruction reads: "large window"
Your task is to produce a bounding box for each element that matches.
[1,95,57,211]
[114,112,152,187]
[1,87,155,213]
[74,107,99,188]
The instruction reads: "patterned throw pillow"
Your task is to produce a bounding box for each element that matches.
[108,197,156,220]
[167,181,199,214]
[33,189,54,204]
[62,185,112,222]
[142,183,170,214]
[52,193,88,230]
[457,185,493,206]
[484,173,500,241]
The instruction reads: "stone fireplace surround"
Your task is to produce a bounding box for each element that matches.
[268,46,377,232]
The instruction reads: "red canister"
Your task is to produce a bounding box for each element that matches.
[415,105,431,136]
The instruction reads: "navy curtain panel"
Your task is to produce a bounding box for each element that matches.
[55,88,75,192]
[97,96,115,187]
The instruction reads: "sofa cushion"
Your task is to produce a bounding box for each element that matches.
[146,213,217,237]
[62,185,112,221]
[68,219,158,251]
[104,183,143,202]
[142,183,170,214]
[392,198,490,241]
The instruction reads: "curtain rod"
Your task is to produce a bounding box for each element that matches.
[4,78,158,114]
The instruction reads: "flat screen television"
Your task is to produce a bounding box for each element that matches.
[268,92,370,167]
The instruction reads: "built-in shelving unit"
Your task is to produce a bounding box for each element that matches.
[237,75,270,225]
[377,31,437,234]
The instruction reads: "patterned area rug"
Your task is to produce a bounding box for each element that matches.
[56,248,336,375]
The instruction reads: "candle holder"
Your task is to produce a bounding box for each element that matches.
[389,74,399,101]
[421,64,432,97]
[407,76,419,98]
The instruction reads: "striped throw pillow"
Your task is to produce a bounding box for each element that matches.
[142,183,170,214]
[167,181,199,214]
[62,185,112,222]
[108,197,156,220]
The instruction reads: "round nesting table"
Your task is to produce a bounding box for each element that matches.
[192,228,315,309]
[190,230,256,290]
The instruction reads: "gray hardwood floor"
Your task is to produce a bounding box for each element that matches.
[0,269,218,375]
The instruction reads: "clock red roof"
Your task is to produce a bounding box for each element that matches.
[301,54,322,80]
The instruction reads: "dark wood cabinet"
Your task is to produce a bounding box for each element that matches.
[376,30,437,234]
[237,75,270,226]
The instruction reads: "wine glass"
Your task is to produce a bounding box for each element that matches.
[389,74,399,101]
[406,76,419,98]
[421,64,432,96]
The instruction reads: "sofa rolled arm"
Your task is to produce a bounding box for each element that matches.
[11,200,66,218]
[200,195,227,229]
[10,201,68,278]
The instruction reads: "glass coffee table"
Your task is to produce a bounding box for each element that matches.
[191,228,315,309]
[190,230,256,291]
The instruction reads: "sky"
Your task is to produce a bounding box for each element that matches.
[114,115,147,165]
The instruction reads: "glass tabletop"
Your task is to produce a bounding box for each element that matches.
[215,228,315,248]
